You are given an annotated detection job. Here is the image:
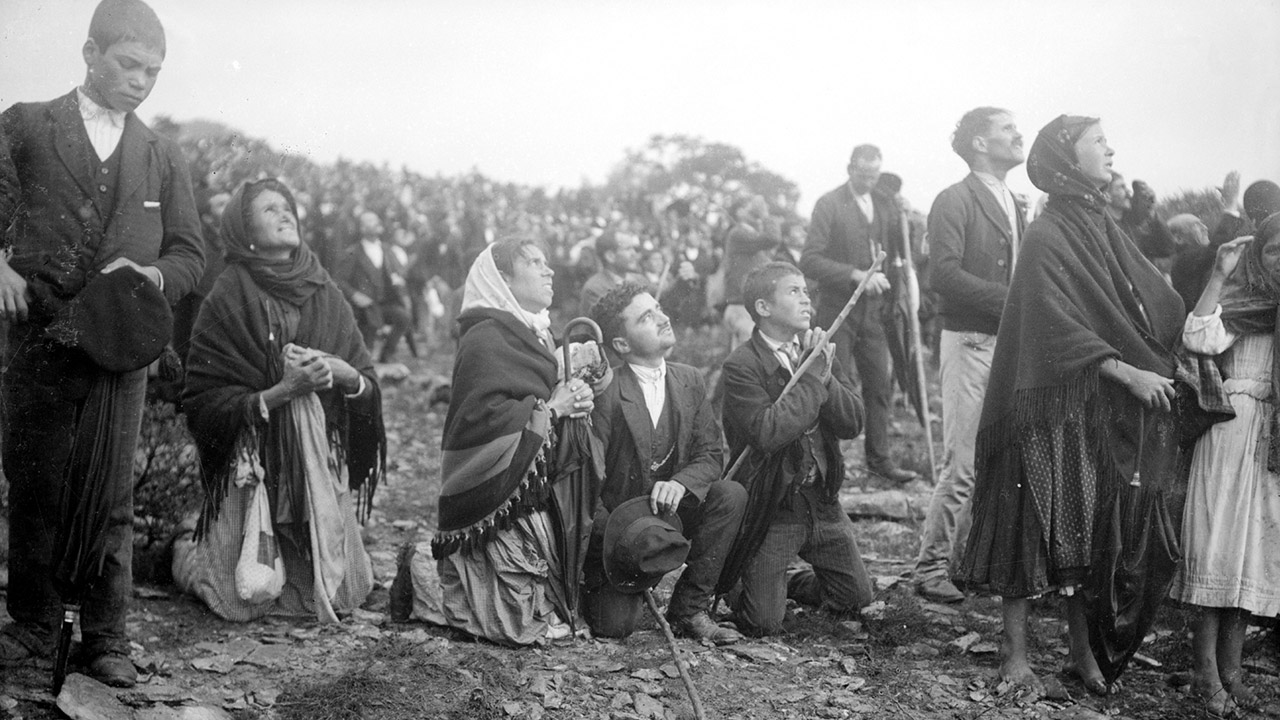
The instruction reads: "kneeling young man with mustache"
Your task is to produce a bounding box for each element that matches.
[585,283,746,644]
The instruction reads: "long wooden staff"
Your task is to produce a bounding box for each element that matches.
[899,209,937,481]
[721,251,887,485]
[644,589,707,720]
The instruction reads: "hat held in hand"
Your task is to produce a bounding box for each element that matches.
[603,496,691,595]
[45,266,172,373]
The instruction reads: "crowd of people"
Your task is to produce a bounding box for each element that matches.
[1,3,1276,718]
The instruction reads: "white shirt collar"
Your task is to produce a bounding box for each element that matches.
[628,360,667,427]
[76,87,126,128]
[629,360,666,385]
[759,331,800,370]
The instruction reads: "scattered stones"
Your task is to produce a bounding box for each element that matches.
[632,692,665,719]
[950,632,981,652]
[56,674,131,720]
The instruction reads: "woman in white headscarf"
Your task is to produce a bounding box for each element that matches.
[432,237,595,645]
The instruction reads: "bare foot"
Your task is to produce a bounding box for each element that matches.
[999,658,1046,698]
[1221,676,1257,711]
[1064,645,1113,696]
[1192,683,1239,719]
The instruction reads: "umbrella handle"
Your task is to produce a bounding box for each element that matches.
[561,317,604,384]
[52,605,79,695]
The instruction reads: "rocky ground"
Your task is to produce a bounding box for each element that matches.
[2,330,1278,720]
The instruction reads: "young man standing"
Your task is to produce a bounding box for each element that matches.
[587,283,746,644]
[0,0,204,687]
[912,107,1025,604]
[721,262,873,635]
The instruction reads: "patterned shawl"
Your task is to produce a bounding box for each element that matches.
[433,247,559,558]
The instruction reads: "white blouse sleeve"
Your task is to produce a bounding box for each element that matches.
[1182,305,1238,355]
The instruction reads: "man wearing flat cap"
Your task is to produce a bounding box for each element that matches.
[0,0,203,688]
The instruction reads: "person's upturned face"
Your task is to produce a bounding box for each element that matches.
[1106,175,1132,212]
[847,157,882,195]
[980,113,1024,167]
[609,233,641,273]
[83,39,163,113]
[617,292,675,359]
[761,273,812,335]
[249,189,300,254]
[1073,124,1115,187]
[1262,235,1280,276]
[504,245,555,313]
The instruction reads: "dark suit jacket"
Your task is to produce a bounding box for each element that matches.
[337,240,406,303]
[721,329,863,502]
[0,91,204,308]
[928,173,1027,334]
[590,362,722,512]
[801,183,902,331]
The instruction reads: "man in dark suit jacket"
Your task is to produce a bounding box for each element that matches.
[912,108,1026,605]
[587,282,746,644]
[800,144,915,483]
[336,210,412,362]
[0,0,204,687]
[721,262,872,635]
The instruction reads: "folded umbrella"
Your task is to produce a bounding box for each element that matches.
[544,318,607,631]
[51,374,126,694]
[1084,410,1183,685]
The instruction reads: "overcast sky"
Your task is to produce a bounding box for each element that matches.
[3,0,1278,215]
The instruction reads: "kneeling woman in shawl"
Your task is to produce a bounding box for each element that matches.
[174,179,385,622]
[432,238,596,645]
[955,117,1185,695]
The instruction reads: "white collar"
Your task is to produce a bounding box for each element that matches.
[76,87,126,128]
[758,332,794,353]
[629,360,666,384]
[973,171,1008,190]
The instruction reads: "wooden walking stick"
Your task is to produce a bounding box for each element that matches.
[720,251,887,485]
[898,209,938,481]
[644,588,707,720]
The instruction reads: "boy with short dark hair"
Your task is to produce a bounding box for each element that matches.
[720,261,873,635]
[0,0,204,687]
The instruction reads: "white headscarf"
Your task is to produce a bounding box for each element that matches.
[461,244,553,344]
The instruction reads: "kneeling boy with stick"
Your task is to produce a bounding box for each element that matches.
[719,261,875,635]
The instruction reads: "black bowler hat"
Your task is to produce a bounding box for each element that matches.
[602,496,690,595]
[45,266,172,373]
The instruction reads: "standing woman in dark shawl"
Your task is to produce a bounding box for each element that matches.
[432,238,595,646]
[1169,215,1280,717]
[174,178,385,622]
[956,117,1185,695]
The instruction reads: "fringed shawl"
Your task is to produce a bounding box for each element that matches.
[959,117,1187,597]
[979,117,1185,447]
[432,307,558,558]
[183,262,385,533]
